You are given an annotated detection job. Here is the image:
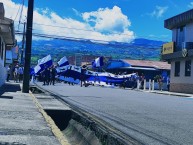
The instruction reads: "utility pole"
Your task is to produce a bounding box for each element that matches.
[21,22,26,64]
[22,0,34,93]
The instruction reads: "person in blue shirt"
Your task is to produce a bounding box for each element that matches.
[131,72,139,89]
[167,75,170,91]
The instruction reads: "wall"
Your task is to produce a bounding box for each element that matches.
[172,29,177,42]
[170,58,193,84]
[172,22,193,44]
[0,59,6,86]
[0,35,5,65]
[170,83,193,94]
[185,22,193,42]
[170,57,193,93]
[0,35,6,87]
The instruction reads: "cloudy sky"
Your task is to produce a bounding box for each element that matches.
[1,0,193,42]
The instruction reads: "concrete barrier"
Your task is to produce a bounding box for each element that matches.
[143,79,146,91]
[152,80,155,91]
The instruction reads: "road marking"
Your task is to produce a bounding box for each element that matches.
[29,91,70,145]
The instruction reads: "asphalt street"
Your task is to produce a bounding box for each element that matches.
[38,82,193,145]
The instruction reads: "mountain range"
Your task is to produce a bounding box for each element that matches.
[28,38,166,64]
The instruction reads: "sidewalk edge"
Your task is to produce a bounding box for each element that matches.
[29,91,70,145]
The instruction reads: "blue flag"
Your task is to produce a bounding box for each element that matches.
[92,57,104,68]
[58,56,69,67]
[34,55,53,74]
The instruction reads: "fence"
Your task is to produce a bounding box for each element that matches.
[137,79,168,91]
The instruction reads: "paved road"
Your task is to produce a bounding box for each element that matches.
[37,82,193,145]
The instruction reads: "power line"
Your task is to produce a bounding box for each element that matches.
[32,29,136,41]
[18,0,25,30]
[30,22,136,37]
[14,0,22,21]
[16,21,134,37]
[15,30,112,43]
[19,0,25,22]
[15,30,163,47]
[31,23,171,40]
[15,21,170,41]
[33,29,169,42]
[33,23,95,32]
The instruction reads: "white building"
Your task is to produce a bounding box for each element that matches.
[162,9,193,94]
[0,3,15,86]
[75,53,82,66]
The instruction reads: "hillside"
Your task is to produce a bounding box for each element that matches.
[26,38,166,64]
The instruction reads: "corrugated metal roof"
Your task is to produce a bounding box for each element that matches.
[120,66,157,71]
[122,59,171,70]
[164,8,193,30]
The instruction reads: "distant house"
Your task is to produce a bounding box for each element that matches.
[67,55,112,66]
[106,59,171,80]
[162,9,193,94]
[0,3,15,86]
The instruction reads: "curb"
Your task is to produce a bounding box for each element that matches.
[148,91,193,97]
[28,91,70,145]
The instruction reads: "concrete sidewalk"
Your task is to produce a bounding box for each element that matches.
[96,82,193,97]
[0,81,63,145]
[86,81,193,97]
[148,90,193,97]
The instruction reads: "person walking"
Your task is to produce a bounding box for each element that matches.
[41,70,46,86]
[46,68,51,85]
[131,72,139,89]
[13,65,19,83]
[50,66,57,85]
[80,67,86,87]
[18,65,24,82]
[167,75,170,91]
[6,65,11,82]
[140,73,145,89]
[42,67,50,85]
[158,75,163,91]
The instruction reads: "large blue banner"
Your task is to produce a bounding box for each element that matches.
[57,65,135,85]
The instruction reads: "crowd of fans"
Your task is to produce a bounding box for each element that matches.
[7,64,170,91]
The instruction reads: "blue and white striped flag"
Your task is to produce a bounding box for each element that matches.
[58,56,69,67]
[34,55,53,74]
[37,58,42,64]
[92,57,104,68]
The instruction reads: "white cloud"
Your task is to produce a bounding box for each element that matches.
[1,0,135,43]
[82,6,131,33]
[150,6,168,18]
[188,2,193,8]
[37,7,51,16]
[72,8,81,17]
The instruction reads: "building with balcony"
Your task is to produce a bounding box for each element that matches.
[162,9,193,94]
[0,3,15,86]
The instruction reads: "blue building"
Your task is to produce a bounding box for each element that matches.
[106,59,171,81]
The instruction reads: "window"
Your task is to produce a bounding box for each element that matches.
[175,61,180,77]
[185,60,191,76]
[176,26,185,51]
